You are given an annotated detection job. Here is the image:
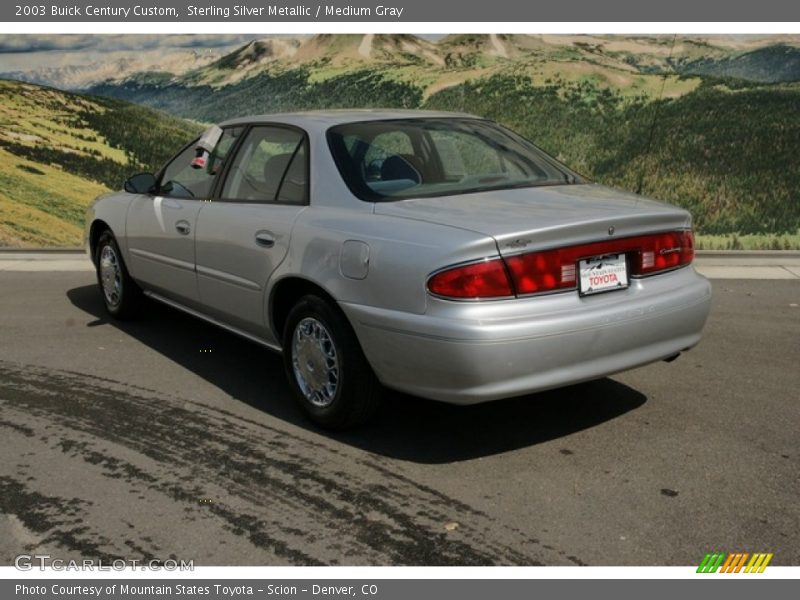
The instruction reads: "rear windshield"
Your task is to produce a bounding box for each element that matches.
[327,118,580,202]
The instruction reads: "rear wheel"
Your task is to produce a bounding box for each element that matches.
[283,295,381,429]
[95,230,142,319]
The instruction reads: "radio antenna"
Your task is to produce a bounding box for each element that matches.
[636,33,678,195]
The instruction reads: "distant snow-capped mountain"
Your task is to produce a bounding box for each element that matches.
[0,47,227,90]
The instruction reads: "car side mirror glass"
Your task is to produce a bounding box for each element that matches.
[124,173,157,194]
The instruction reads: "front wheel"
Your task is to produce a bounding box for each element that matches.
[282,295,381,429]
[95,230,142,319]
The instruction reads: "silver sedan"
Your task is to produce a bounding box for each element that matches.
[87,110,712,428]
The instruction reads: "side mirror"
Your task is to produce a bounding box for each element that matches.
[124,173,157,194]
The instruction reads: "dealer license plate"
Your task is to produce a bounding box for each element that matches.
[579,254,629,296]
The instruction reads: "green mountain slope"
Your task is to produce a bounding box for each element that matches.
[0,80,201,247]
[87,35,800,235]
[426,76,800,234]
[678,44,800,83]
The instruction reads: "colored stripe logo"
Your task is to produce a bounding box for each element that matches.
[697,552,773,573]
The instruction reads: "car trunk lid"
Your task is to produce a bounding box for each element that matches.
[373,183,691,255]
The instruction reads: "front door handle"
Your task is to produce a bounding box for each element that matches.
[175,220,191,235]
[255,231,275,248]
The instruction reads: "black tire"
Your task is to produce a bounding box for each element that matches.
[95,230,143,320]
[282,294,382,429]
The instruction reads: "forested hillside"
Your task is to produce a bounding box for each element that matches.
[677,44,800,83]
[3,34,798,247]
[425,76,800,234]
[88,34,800,236]
[0,80,200,246]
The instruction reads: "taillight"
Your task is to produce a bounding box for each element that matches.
[427,258,514,299]
[504,248,578,295]
[427,230,694,300]
[635,230,694,275]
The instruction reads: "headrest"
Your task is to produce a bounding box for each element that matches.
[264,153,294,185]
[380,155,421,183]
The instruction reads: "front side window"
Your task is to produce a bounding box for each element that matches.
[327,118,579,202]
[158,127,242,199]
[221,126,307,204]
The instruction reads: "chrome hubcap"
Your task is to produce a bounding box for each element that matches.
[99,244,122,307]
[291,317,339,407]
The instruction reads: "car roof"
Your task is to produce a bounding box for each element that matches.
[218,109,485,131]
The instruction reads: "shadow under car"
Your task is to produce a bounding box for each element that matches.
[67,283,647,464]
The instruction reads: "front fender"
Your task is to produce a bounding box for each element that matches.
[86,191,134,264]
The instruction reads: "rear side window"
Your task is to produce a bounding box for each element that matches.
[158,127,241,199]
[221,126,307,204]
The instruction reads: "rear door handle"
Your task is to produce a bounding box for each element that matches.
[255,231,275,248]
[175,220,191,235]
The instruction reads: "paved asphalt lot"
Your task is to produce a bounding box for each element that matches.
[0,267,797,566]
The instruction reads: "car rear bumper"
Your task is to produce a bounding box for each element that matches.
[340,265,712,404]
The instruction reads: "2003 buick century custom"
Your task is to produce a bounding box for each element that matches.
[86,110,711,428]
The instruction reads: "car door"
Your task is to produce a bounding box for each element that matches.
[194,124,309,341]
[125,128,240,307]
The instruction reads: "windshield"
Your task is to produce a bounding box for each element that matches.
[327,118,581,202]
